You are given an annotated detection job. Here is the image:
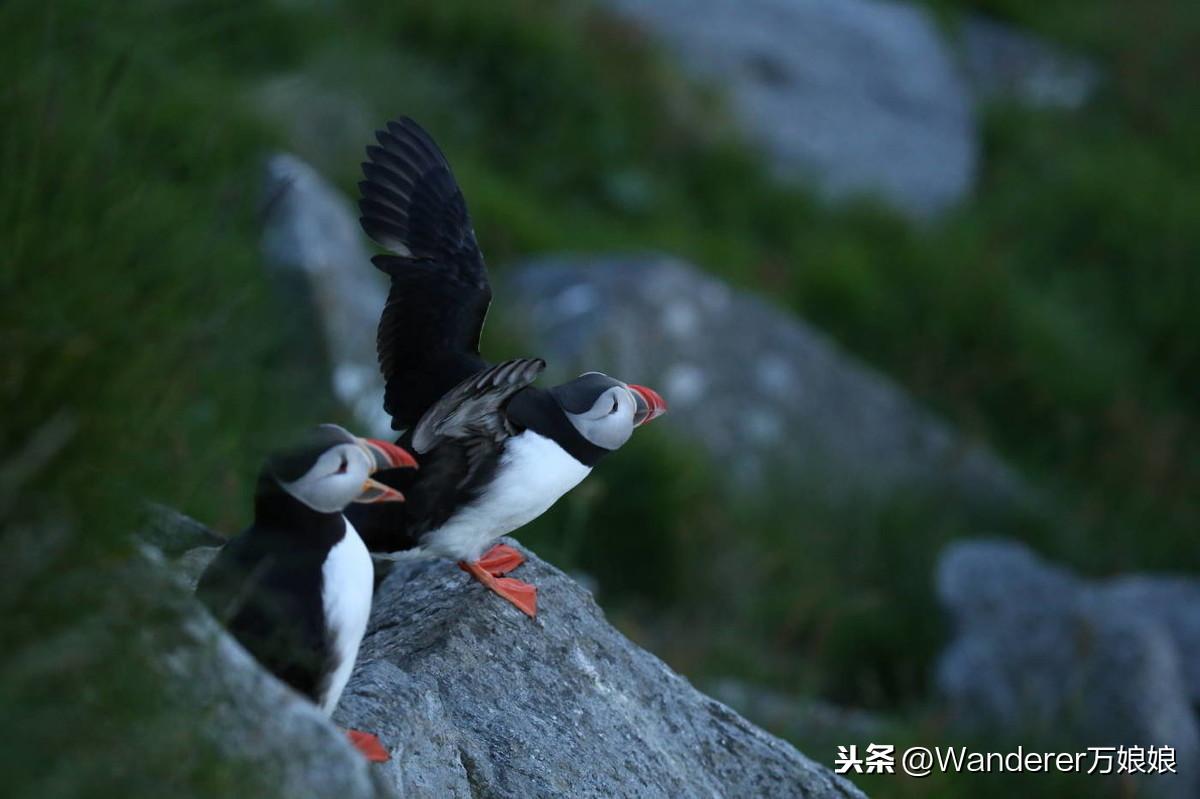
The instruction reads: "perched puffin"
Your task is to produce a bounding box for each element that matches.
[345,117,667,618]
[196,424,417,762]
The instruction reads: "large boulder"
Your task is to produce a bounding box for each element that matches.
[339,544,863,798]
[1099,577,1200,705]
[598,0,977,217]
[163,512,863,798]
[504,255,1031,509]
[936,539,1199,798]
[596,0,1099,217]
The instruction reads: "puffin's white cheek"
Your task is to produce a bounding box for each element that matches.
[328,471,366,509]
[322,481,348,511]
[303,482,335,513]
[597,418,634,450]
[292,474,355,514]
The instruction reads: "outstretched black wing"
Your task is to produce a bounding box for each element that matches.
[359,117,492,431]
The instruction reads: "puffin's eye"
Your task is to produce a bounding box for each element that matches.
[335,454,349,474]
[608,396,619,415]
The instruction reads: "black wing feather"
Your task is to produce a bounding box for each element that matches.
[359,116,492,430]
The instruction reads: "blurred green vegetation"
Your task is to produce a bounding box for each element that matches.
[3,0,1197,796]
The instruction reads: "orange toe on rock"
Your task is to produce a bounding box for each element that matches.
[476,543,526,576]
[492,576,538,618]
[346,729,390,762]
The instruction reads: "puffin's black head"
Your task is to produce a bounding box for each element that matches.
[548,372,667,452]
[263,424,417,513]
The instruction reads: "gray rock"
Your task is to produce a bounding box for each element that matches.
[261,153,393,437]
[707,679,885,744]
[174,544,220,592]
[937,539,1199,798]
[141,502,226,556]
[959,15,1101,110]
[504,255,1030,508]
[338,539,865,798]
[158,502,861,798]
[598,0,977,217]
[1100,577,1200,705]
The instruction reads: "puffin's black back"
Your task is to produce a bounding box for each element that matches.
[196,474,347,702]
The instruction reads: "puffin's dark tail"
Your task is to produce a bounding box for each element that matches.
[358,117,481,270]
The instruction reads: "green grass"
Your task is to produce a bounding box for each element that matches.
[1,3,335,796]
[1,0,343,536]
[4,0,1199,797]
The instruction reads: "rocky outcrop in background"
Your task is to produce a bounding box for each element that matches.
[505,255,1031,507]
[937,540,1199,799]
[159,514,864,798]
[601,0,975,216]
[598,0,1097,217]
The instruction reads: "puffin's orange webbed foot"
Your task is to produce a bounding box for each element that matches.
[346,729,390,762]
[459,555,538,618]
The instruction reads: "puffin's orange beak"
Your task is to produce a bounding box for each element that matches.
[358,478,406,503]
[360,438,418,471]
[355,438,417,503]
[629,384,667,427]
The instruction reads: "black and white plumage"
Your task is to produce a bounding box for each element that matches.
[347,117,667,617]
[196,425,415,758]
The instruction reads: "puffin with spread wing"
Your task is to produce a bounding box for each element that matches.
[345,117,667,618]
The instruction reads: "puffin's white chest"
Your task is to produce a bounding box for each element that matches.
[424,431,592,561]
[318,517,374,715]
